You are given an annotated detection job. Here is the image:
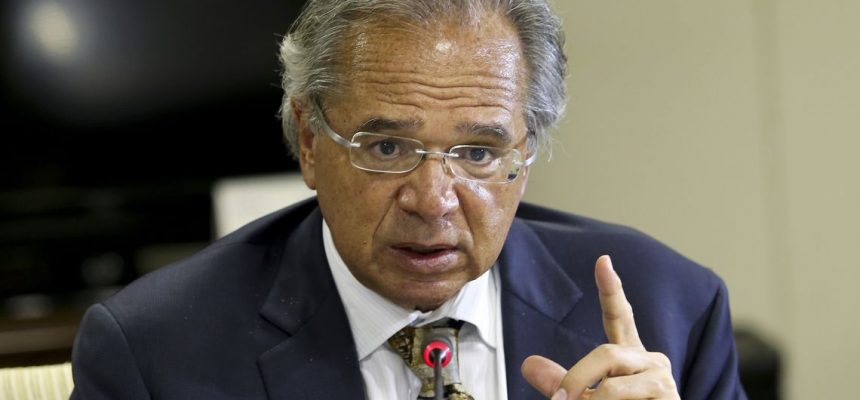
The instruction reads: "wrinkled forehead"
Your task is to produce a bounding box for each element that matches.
[327,12,528,103]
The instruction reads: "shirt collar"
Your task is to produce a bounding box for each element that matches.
[322,219,498,360]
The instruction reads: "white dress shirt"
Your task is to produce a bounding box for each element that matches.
[323,221,507,400]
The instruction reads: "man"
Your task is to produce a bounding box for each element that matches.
[71,0,745,399]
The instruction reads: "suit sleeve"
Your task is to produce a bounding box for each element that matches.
[681,280,748,399]
[70,303,151,400]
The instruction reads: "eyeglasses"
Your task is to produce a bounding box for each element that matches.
[316,113,536,184]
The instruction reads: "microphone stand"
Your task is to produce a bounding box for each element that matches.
[432,348,444,400]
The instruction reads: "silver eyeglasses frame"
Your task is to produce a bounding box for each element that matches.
[315,110,537,184]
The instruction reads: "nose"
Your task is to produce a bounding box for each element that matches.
[396,155,459,222]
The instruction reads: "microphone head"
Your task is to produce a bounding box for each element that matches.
[422,338,452,368]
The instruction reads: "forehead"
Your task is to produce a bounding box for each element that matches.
[328,13,527,127]
[343,13,523,68]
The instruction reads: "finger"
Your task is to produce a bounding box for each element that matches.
[589,367,678,400]
[521,355,568,398]
[558,344,664,398]
[595,255,643,347]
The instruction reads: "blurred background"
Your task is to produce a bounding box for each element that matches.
[2,0,858,398]
[0,0,301,367]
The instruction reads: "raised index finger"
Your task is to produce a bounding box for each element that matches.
[595,255,643,347]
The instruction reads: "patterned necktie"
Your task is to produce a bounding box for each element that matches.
[387,320,475,400]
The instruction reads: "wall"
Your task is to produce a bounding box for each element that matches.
[526,1,860,398]
[776,0,860,398]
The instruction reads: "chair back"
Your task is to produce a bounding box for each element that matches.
[0,362,73,400]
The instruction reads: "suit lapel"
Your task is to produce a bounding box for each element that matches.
[499,219,602,399]
[256,207,365,399]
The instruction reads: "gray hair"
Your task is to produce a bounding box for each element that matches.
[278,0,567,159]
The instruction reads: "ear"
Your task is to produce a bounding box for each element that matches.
[517,133,537,198]
[517,167,530,198]
[292,98,317,190]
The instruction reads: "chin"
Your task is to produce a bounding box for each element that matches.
[388,282,462,311]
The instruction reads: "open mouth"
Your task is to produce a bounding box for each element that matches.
[389,244,460,272]
[394,245,456,256]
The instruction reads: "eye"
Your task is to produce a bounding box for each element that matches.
[367,138,406,159]
[458,146,501,166]
[467,148,488,162]
[376,140,398,155]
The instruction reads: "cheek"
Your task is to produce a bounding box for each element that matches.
[461,181,520,243]
[317,162,398,247]
[313,152,374,245]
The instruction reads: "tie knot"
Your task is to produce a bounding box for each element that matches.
[387,320,474,400]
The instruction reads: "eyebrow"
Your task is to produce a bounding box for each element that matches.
[357,117,423,133]
[456,122,513,145]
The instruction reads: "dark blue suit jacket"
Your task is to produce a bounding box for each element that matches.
[70,199,746,399]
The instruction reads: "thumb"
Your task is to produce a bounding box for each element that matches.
[521,355,568,398]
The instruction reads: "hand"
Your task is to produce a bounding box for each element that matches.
[521,255,680,399]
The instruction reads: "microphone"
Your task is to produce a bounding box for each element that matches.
[422,336,452,400]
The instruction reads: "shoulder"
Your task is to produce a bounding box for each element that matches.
[513,201,723,292]
[72,198,325,396]
[510,203,739,386]
[511,204,744,397]
[512,202,728,344]
[99,198,321,338]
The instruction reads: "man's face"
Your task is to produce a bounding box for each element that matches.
[296,14,530,311]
